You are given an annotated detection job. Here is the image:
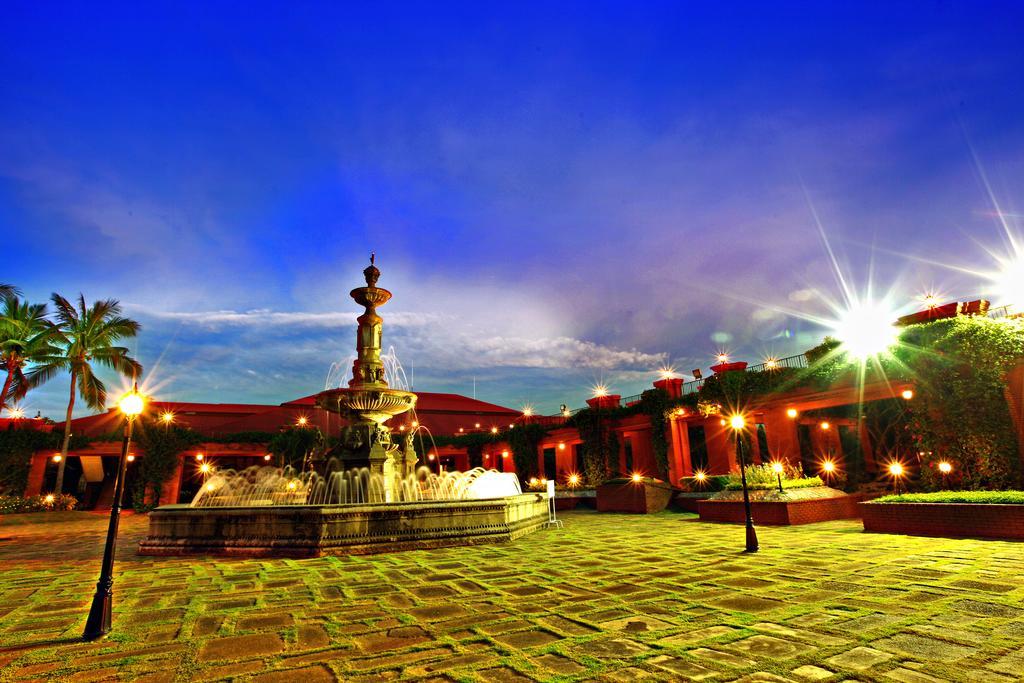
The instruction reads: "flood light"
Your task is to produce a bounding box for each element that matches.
[831,300,899,359]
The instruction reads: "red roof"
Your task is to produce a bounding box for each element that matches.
[62,392,519,438]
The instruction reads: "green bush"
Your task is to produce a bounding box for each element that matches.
[873,490,1024,504]
[0,494,78,513]
[725,476,824,491]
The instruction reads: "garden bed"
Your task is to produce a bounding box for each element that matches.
[860,491,1024,540]
[596,479,675,513]
[698,487,862,525]
[554,488,596,511]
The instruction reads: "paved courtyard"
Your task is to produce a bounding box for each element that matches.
[0,510,1022,682]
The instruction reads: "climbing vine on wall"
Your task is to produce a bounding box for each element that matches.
[567,408,619,485]
[893,316,1024,490]
[507,423,546,480]
[131,422,203,512]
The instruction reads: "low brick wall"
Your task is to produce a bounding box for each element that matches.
[698,494,862,526]
[672,492,714,513]
[860,502,1024,540]
[596,482,675,513]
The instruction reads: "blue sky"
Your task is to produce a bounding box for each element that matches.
[3,2,1024,417]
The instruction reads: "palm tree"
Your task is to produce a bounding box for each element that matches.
[0,297,60,412]
[28,295,142,494]
[0,285,21,300]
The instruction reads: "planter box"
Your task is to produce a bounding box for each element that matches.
[673,491,714,513]
[698,494,861,525]
[710,361,748,374]
[554,488,595,511]
[860,501,1024,540]
[597,481,675,513]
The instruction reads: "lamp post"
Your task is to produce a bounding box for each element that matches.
[729,414,759,553]
[771,461,784,493]
[83,383,145,640]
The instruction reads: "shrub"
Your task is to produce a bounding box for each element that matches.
[0,494,78,513]
[873,490,1024,504]
[722,463,823,490]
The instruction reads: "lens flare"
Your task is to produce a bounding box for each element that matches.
[831,299,899,359]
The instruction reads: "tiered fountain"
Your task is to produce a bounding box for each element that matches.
[139,257,548,557]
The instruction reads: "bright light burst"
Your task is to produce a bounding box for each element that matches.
[6,406,25,419]
[658,366,677,380]
[829,298,900,360]
[521,404,534,417]
[592,384,609,398]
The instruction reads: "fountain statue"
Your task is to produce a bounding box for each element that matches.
[314,255,418,501]
[138,256,549,557]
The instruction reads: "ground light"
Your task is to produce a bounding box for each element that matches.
[888,462,905,494]
[821,459,837,485]
[771,461,784,493]
[83,382,145,641]
[728,414,758,553]
[938,460,953,488]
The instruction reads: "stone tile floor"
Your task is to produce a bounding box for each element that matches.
[1,510,1023,682]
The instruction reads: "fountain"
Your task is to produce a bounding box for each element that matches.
[139,257,548,557]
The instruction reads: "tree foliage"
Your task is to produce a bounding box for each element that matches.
[131,421,203,511]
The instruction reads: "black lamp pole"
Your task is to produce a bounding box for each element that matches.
[736,430,759,553]
[83,393,138,640]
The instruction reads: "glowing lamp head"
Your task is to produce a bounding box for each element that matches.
[264,454,272,461]
[118,390,145,417]
[832,300,899,360]
[658,367,676,380]
[728,414,746,431]
[160,411,175,424]
[820,421,831,431]
[716,353,729,363]
[474,423,481,429]
[44,494,55,504]
[459,427,464,433]
[296,416,309,427]
[8,407,25,419]
[888,462,904,477]
[771,462,784,474]
[501,451,508,458]
[764,357,779,370]
[631,472,643,483]
[901,389,914,400]
[592,384,609,398]
[490,426,498,434]
[127,454,135,462]
[428,453,435,461]
[568,473,580,486]
[938,461,952,474]
[694,470,707,482]
[199,463,211,473]
[521,405,534,417]
[195,453,204,461]
[399,424,406,431]
[52,454,62,463]
[786,408,798,419]
[822,460,836,473]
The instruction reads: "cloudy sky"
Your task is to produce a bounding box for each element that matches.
[2,3,1023,417]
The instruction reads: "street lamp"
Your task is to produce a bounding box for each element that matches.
[83,382,145,640]
[728,414,759,553]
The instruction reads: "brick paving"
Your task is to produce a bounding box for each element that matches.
[1,510,1023,682]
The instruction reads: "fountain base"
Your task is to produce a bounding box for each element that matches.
[138,494,549,557]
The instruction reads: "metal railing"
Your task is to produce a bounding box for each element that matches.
[988,304,1015,319]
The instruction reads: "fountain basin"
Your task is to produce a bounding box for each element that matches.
[316,387,416,422]
[138,493,549,557]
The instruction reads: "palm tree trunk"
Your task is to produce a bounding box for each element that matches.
[54,371,77,495]
[0,365,14,413]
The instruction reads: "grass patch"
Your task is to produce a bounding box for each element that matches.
[873,490,1024,504]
